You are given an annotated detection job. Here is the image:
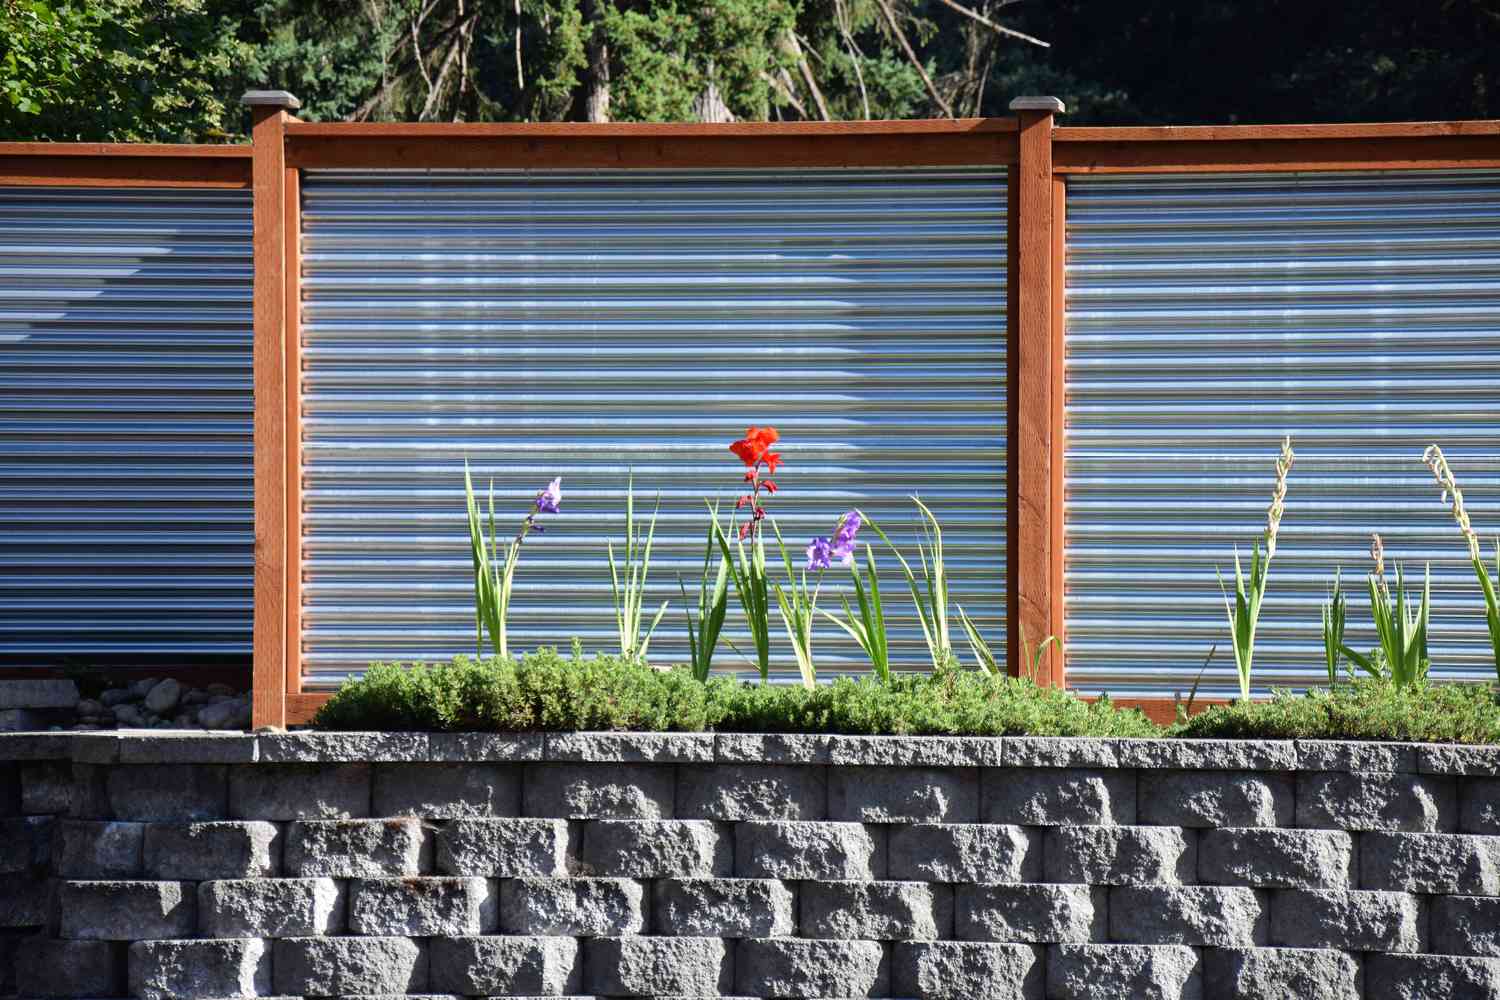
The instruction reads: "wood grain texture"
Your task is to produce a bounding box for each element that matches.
[1054,128,1500,174]
[1004,174,1020,678]
[1009,108,1056,683]
[250,109,290,730]
[283,165,303,700]
[286,693,328,726]
[0,156,250,188]
[1046,175,1067,689]
[284,118,1019,139]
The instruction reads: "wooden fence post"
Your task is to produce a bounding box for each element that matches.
[244,90,300,729]
[1008,96,1066,686]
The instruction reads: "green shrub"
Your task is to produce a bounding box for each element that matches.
[1175,679,1500,744]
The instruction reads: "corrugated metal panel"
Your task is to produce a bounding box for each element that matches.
[0,186,255,661]
[1064,170,1500,697]
[297,168,1008,688]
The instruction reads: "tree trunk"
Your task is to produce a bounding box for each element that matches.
[584,0,610,122]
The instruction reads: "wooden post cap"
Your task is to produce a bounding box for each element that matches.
[1009,96,1066,114]
[241,90,302,110]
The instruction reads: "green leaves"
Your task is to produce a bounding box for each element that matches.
[463,459,505,661]
[770,519,820,689]
[1219,540,1270,703]
[1342,563,1430,689]
[1321,569,1348,686]
[821,543,892,682]
[714,513,773,682]
[682,501,731,682]
[607,473,669,663]
[864,497,953,672]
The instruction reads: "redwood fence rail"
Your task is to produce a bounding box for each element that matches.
[4,95,1500,727]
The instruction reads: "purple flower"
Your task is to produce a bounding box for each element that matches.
[830,510,862,566]
[805,536,834,572]
[535,477,562,514]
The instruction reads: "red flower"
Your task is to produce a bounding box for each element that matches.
[729,426,780,468]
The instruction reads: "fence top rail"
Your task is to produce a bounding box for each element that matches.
[0,142,250,158]
[283,117,1019,139]
[1055,119,1500,143]
[0,142,253,188]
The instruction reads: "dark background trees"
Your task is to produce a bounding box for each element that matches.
[3,0,1498,142]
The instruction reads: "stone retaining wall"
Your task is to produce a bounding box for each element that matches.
[4,731,1500,999]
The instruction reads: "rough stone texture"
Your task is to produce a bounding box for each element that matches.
[427,935,580,995]
[1044,825,1195,885]
[1115,738,1297,771]
[1297,770,1456,832]
[56,879,195,940]
[957,884,1103,943]
[0,815,50,872]
[1432,894,1500,956]
[545,731,715,762]
[1269,888,1422,952]
[714,732,834,763]
[67,763,110,819]
[105,764,227,821]
[829,765,979,822]
[116,733,259,764]
[827,734,1005,767]
[522,763,674,819]
[1360,832,1500,894]
[0,679,78,709]
[1365,953,1500,1000]
[142,820,280,878]
[349,876,496,936]
[273,936,427,996]
[427,732,543,761]
[500,877,644,936]
[1108,886,1265,945]
[736,938,888,998]
[1138,770,1292,828]
[20,761,72,814]
[257,731,429,763]
[889,822,1039,883]
[1198,828,1355,889]
[1046,944,1202,1000]
[983,768,1134,825]
[0,874,47,927]
[735,821,883,880]
[1460,777,1500,833]
[372,762,520,818]
[1420,744,1500,775]
[436,817,571,877]
[1204,947,1360,1000]
[801,880,950,940]
[675,763,826,820]
[652,878,794,937]
[52,819,144,877]
[892,941,1043,1000]
[15,937,121,998]
[1004,737,1119,768]
[581,936,730,996]
[228,762,371,820]
[579,819,729,878]
[284,818,427,877]
[198,877,345,937]
[129,938,271,1000]
[1297,739,1419,773]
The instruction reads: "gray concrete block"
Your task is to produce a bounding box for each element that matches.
[1004,737,1120,768]
[142,820,280,878]
[1269,888,1422,952]
[273,936,427,996]
[51,819,144,878]
[889,822,1039,883]
[983,768,1135,825]
[0,816,49,872]
[1432,894,1500,956]
[199,877,345,937]
[802,880,951,940]
[1203,947,1359,1000]
[736,938,888,998]
[0,679,77,709]
[1046,944,1202,1000]
[1420,744,1500,775]
[228,762,371,820]
[500,877,644,936]
[734,820,883,880]
[827,734,1005,767]
[0,873,48,927]
[580,819,730,877]
[349,876,497,936]
[545,731,715,762]
[20,761,72,814]
[1360,832,1500,894]
[56,879,195,940]
[1297,770,1456,832]
[105,764,228,821]
[0,731,72,761]
[714,732,834,763]
[1296,739,1419,773]
[436,817,571,876]
[428,935,580,995]
[129,938,271,1000]
[372,762,521,818]
[1044,825,1195,885]
[1365,953,1500,1000]
[829,765,979,822]
[957,884,1103,943]
[522,763,674,819]
[427,732,543,761]
[652,878,794,937]
[66,763,109,819]
[284,818,427,877]
[15,937,121,998]
[1198,828,1355,889]
[1138,770,1292,828]
[117,733,259,764]
[582,936,730,996]
[893,941,1043,1000]
[257,731,429,762]
[0,764,17,816]
[1115,738,1297,771]
[1108,886,1265,945]
[1461,777,1500,833]
[675,763,827,820]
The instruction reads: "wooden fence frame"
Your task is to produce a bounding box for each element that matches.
[7,105,1500,728]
